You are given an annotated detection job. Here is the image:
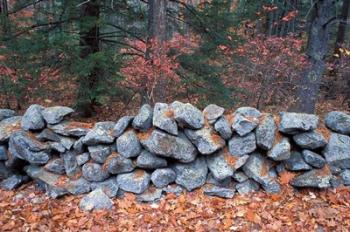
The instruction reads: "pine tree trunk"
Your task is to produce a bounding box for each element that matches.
[334,0,350,54]
[289,0,336,113]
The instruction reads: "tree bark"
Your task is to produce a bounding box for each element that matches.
[0,0,10,37]
[334,0,350,54]
[289,0,336,113]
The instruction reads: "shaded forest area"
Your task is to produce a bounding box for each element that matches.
[0,0,349,119]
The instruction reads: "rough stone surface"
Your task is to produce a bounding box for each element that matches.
[0,145,8,160]
[88,145,111,163]
[82,122,115,145]
[228,132,256,156]
[116,130,141,158]
[106,153,135,174]
[302,150,326,169]
[151,168,176,188]
[203,184,235,198]
[206,173,235,188]
[290,167,332,188]
[48,121,92,137]
[232,113,259,136]
[184,127,225,155]
[279,112,319,134]
[325,111,350,135]
[42,106,74,125]
[113,116,134,137]
[153,103,178,135]
[172,157,208,191]
[234,107,261,118]
[140,130,197,163]
[44,158,65,174]
[236,179,260,194]
[136,187,163,202]
[256,114,276,150]
[243,153,281,193]
[36,128,61,142]
[323,133,350,170]
[76,153,90,166]
[171,101,204,129]
[284,151,312,171]
[82,163,110,182]
[203,104,225,123]
[340,170,350,186]
[79,189,113,211]
[214,116,232,140]
[232,171,249,183]
[267,138,291,161]
[90,177,119,198]
[117,169,151,194]
[0,174,29,190]
[62,151,80,178]
[0,116,22,142]
[21,104,45,131]
[136,150,167,169]
[293,130,327,150]
[0,109,15,121]
[132,104,153,131]
[65,178,91,195]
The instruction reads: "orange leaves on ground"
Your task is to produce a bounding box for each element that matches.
[279,171,297,185]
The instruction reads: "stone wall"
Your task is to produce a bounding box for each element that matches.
[0,102,350,203]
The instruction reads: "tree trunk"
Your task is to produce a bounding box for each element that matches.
[0,0,10,38]
[289,0,336,113]
[334,0,350,54]
[77,0,100,117]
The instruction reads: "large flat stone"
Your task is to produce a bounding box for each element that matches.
[323,133,350,169]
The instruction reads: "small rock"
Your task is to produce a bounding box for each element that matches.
[256,114,276,150]
[113,116,134,137]
[76,153,90,166]
[234,107,261,118]
[151,168,176,188]
[228,132,256,156]
[82,122,115,145]
[206,172,234,187]
[91,177,119,198]
[48,121,92,137]
[203,184,235,198]
[153,103,178,135]
[79,189,113,211]
[214,116,232,140]
[116,130,141,158]
[117,169,151,194]
[279,112,319,134]
[267,137,291,161]
[163,184,183,196]
[232,113,259,136]
[293,130,327,149]
[172,157,208,191]
[284,151,312,171]
[73,137,85,153]
[340,170,350,186]
[44,158,65,174]
[88,145,111,163]
[136,150,167,169]
[136,187,163,202]
[302,150,326,169]
[106,152,135,174]
[42,106,74,125]
[36,128,61,142]
[0,109,15,121]
[61,151,80,178]
[49,142,66,153]
[0,145,8,161]
[0,116,22,142]
[82,163,110,182]
[203,104,225,123]
[236,179,260,194]
[325,111,350,135]
[0,174,29,190]
[232,171,249,183]
[65,177,91,195]
[58,136,75,150]
[184,127,225,155]
[132,104,153,131]
[21,104,45,130]
[290,167,332,188]
[171,101,204,129]
[323,133,350,169]
[0,162,13,179]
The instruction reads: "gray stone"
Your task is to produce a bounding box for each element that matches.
[243,153,281,193]
[44,158,65,174]
[228,132,256,156]
[140,130,197,163]
[42,106,74,125]
[88,145,111,163]
[236,179,260,194]
[91,177,119,198]
[293,130,327,149]
[232,172,249,183]
[302,150,326,169]
[0,116,22,142]
[340,170,350,186]
[151,168,176,188]
[325,111,350,135]
[9,131,51,165]
[203,104,225,123]
[256,114,276,150]
[36,128,61,142]
[58,136,75,150]
[267,138,291,161]
[203,184,235,198]
[290,168,332,188]
[232,113,259,136]
[82,121,115,145]
[65,177,91,195]
[49,142,66,153]
[82,163,110,182]
[136,187,163,202]
[206,149,249,180]
[284,151,312,171]
[206,172,234,187]
[73,137,85,153]
[323,133,350,169]
[62,151,80,178]
[214,116,232,140]
[275,163,286,174]
[132,104,153,131]
[171,101,204,129]
[76,153,90,166]
[117,169,151,194]
[0,109,15,121]
[153,103,178,135]
[172,157,208,191]
[0,162,14,179]
[79,189,113,211]
[184,127,225,155]
[279,112,319,134]
[136,150,167,169]
[106,152,135,174]
[113,116,134,137]
[116,130,141,158]
[48,121,92,137]
[163,184,183,196]
[0,174,29,190]
[0,145,8,160]
[21,104,45,131]
[235,107,261,118]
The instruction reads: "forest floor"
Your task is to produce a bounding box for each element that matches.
[1,182,350,231]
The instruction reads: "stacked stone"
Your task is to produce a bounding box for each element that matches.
[0,102,349,209]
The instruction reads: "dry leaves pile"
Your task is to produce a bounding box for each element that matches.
[1,182,350,231]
